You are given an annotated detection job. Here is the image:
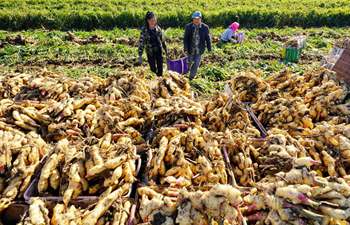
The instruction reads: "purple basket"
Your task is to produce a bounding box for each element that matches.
[167,56,189,74]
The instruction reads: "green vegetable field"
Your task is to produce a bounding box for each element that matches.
[0,0,350,30]
[0,0,349,94]
[1,27,348,94]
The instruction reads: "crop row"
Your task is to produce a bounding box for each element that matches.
[0,0,350,30]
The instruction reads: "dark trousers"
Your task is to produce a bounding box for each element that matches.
[147,51,163,76]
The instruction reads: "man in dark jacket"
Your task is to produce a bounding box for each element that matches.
[184,11,212,80]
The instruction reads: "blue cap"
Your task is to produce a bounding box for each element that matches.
[192,11,202,19]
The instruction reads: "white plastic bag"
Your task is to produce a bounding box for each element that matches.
[224,83,233,97]
[322,47,344,69]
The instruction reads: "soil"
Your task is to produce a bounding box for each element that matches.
[23,57,139,69]
[65,32,105,45]
[256,32,289,42]
[0,35,35,47]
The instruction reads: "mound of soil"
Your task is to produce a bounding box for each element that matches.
[65,32,105,45]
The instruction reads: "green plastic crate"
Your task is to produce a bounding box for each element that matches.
[282,47,302,63]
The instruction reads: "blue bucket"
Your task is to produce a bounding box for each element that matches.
[167,56,189,74]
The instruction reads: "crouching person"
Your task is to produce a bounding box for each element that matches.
[220,22,240,44]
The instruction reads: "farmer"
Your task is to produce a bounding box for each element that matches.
[184,11,212,80]
[220,22,240,44]
[138,11,168,76]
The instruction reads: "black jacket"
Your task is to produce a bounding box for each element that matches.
[138,25,167,57]
[184,23,211,55]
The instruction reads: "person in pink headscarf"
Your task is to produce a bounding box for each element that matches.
[220,22,240,43]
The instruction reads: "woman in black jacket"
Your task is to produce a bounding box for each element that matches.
[138,11,167,76]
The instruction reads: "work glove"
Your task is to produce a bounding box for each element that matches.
[138,55,142,65]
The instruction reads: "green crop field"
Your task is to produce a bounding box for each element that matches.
[0,0,349,95]
[1,27,349,94]
[0,0,350,30]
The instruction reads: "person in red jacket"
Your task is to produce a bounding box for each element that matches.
[184,11,212,80]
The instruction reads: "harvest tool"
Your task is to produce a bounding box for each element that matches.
[243,102,267,138]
